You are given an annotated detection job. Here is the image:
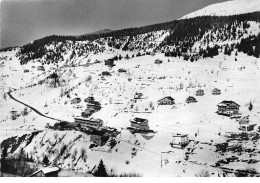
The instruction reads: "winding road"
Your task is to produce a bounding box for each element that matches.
[7,90,60,122]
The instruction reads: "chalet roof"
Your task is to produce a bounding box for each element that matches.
[72,97,81,101]
[89,118,103,123]
[212,88,221,91]
[196,89,204,92]
[217,100,240,107]
[130,117,148,124]
[158,96,175,102]
[41,166,60,174]
[172,133,188,137]
[187,96,196,100]
[91,130,106,136]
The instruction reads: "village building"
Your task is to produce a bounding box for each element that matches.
[30,166,60,177]
[37,66,45,71]
[130,117,149,130]
[84,96,101,112]
[105,59,115,67]
[134,92,143,100]
[71,97,81,104]
[217,100,240,116]
[195,89,204,96]
[100,127,119,137]
[212,88,221,95]
[186,96,197,103]
[101,71,111,76]
[74,117,103,129]
[239,116,255,131]
[150,51,156,56]
[10,110,18,120]
[157,96,175,105]
[90,130,109,146]
[118,68,127,73]
[154,59,163,64]
[53,121,81,131]
[24,69,29,73]
[170,134,189,149]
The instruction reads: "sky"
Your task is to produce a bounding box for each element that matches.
[0,0,228,48]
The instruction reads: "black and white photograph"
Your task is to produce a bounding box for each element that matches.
[0,0,260,178]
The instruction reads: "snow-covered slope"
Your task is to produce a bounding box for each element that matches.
[180,0,260,19]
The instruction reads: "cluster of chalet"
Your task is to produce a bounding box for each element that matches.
[157,96,197,105]
[82,96,101,118]
[70,96,101,118]
[217,100,240,116]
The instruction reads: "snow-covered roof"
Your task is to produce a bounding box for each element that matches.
[41,166,60,174]
[172,133,188,137]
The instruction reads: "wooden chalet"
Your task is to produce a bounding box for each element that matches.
[130,117,149,130]
[239,116,255,131]
[74,117,103,129]
[30,166,60,177]
[170,133,189,149]
[71,97,81,104]
[186,96,197,103]
[37,66,45,71]
[195,89,204,96]
[53,121,81,131]
[157,96,175,105]
[90,130,109,146]
[101,71,111,76]
[105,59,115,67]
[212,88,221,95]
[154,59,163,64]
[10,110,18,120]
[134,92,143,100]
[118,68,127,73]
[84,96,101,112]
[217,100,240,116]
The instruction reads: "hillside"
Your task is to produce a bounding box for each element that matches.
[180,0,260,19]
[1,1,260,177]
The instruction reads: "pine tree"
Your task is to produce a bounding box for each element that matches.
[94,159,108,177]
[249,101,253,111]
[42,155,49,165]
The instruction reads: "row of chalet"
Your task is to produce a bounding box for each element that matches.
[157,96,197,105]
[70,96,101,118]
[141,88,221,106]
[196,88,221,96]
